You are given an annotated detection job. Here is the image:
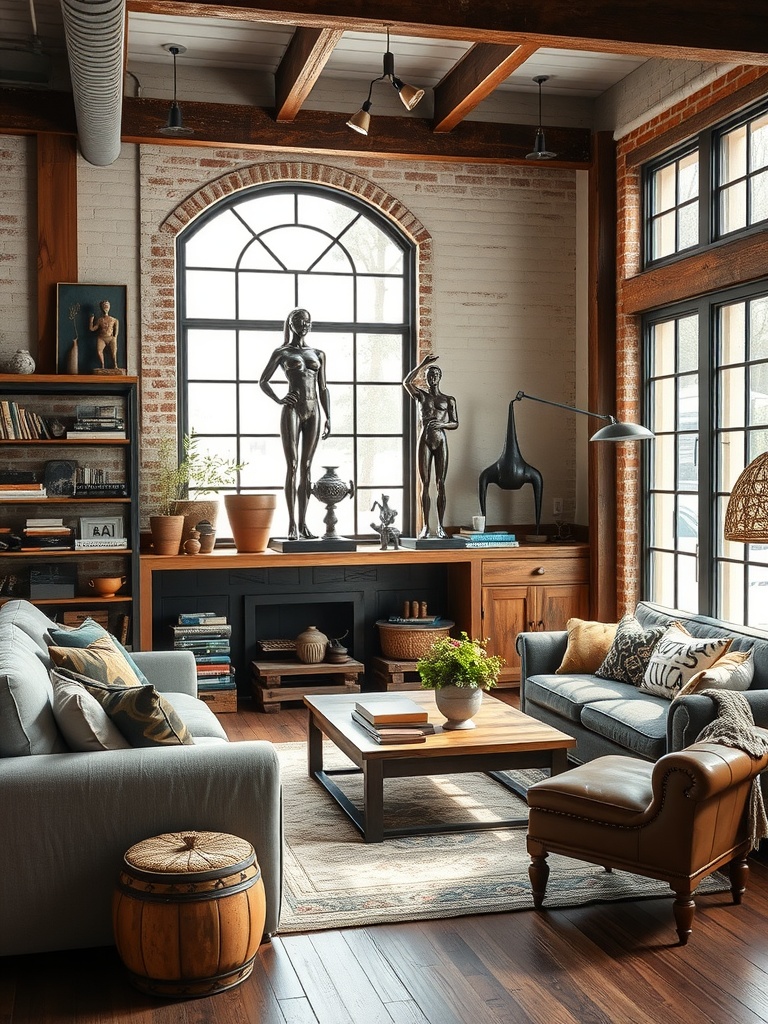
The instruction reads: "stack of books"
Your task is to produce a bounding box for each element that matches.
[0,481,47,499]
[74,466,128,498]
[21,517,74,550]
[67,404,126,440]
[170,612,235,702]
[352,696,435,744]
[453,529,519,548]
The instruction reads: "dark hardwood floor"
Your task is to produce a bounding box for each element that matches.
[4,693,768,1024]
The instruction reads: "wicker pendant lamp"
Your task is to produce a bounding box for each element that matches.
[724,452,768,542]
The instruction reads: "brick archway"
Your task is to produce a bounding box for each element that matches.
[139,160,433,523]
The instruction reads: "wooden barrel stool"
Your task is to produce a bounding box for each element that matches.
[113,830,266,998]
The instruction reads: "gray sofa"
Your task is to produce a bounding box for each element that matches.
[0,599,283,957]
[517,600,768,766]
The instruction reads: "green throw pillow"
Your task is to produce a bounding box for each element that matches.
[56,667,193,747]
[594,613,666,687]
[48,618,149,687]
[49,634,143,690]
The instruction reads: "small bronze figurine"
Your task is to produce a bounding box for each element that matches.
[371,494,400,550]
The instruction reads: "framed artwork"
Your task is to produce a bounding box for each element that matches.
[56,283,127,375]
[79,516,124,540]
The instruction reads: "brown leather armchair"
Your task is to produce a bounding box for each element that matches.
[526,740,768,944]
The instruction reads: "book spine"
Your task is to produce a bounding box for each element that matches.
[459,533,517,542]
[194,654,232,664]
[171,625,232,637]
[74,538,128,549]
[463,541,520,548]
[178,614,227,625]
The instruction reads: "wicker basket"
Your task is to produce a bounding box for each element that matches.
[376,620,454,661]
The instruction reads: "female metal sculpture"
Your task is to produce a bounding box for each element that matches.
[403,354,459,538]
[259,308,330,540]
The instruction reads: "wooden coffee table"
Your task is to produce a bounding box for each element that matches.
[304,690,576,843]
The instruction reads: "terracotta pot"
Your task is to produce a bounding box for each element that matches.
[149,515,185,556]
[173,499,220,550]
[224,494,276,552]
[89,575,127,597]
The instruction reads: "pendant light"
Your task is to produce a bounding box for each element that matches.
[346,28,425,136]
[526,75,556,161]
[159,43,193,137]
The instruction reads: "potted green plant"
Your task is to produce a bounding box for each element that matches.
[149,432,246,554]
[417,632,504,730]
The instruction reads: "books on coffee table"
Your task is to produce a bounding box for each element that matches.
[351,710,433,744]
[354,696,429,725]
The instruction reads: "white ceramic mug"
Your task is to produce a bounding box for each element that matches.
[472,515,486,532]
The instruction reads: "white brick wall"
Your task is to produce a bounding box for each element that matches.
[0,135,35,367]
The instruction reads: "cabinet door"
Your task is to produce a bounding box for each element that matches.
[481,585,533,685]
[536,583,590,632]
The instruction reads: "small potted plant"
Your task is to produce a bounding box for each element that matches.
[417,632,504,730]
[148,432,246,554]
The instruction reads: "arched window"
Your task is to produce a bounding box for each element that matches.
[177,183,416,539]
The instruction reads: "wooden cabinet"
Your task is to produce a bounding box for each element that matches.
[0,375,140,645]
[481,550,589,686]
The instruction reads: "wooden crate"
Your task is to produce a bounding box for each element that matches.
[251,658,364,713]
[370,655,423,691]
[197,687,238,714]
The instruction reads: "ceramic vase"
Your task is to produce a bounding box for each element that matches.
[295,625,329,664]
[224,494,276,552]
[6,349,35,374]
[173,498,220,550]
[435,684,484,730]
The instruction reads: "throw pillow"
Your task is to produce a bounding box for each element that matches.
[48,634,143,690]
[47,618,149,687]
[60,669,194,747]
[595,613,666,687]
[640,622,732,700]
[556,618,618,674]
[49,668,131,751]
[674,648,755,699]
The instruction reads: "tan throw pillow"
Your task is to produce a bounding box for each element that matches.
[640,622,732,700]
[59,670,194,747]
[48,634,142,690]
[556,618,618,674]
[675,648,755,699]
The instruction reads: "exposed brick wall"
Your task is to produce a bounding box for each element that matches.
[615,65,767,612]
[0,136,35,367]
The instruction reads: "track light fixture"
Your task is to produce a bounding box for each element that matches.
[346,28,425,136]
[525,75,556,161]
[159,43,193,138]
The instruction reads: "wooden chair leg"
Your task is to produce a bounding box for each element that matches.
[672,889,695,945]
[728,856,749,904]
[529,852,550,909]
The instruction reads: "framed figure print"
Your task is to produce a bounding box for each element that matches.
[79,516,124,540]
[56,284,127,375]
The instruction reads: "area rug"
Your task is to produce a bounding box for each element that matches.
[276,741,729,933]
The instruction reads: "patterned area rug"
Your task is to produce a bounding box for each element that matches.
[276,741,728,933]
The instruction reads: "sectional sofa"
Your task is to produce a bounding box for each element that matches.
[0,599,283,957]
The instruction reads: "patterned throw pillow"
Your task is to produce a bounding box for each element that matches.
[48,635,143,689]
[49,668,131,752]
[594,613,666,686]
[556,618,618,674]
[640,622,732,700]
[56,668,193,747]
[47,618,150,687]
[674,648,754,699]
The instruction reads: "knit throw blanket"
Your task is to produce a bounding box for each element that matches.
[695,689,768,849]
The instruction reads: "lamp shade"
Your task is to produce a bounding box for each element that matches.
[346,103,371,135]
[590,420,655,442]
[724,452,768,542]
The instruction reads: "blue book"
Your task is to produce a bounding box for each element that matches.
[457,531,517,542]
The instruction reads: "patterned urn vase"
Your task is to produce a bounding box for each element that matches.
[6,349,35,374]
[295,625,329,664]
[310,466,354,541]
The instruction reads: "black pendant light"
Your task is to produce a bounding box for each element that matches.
[159,43,193,137]
[346,28,425,136]
[526,75,556,161]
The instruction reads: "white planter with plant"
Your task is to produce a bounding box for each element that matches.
[417,633,504,730]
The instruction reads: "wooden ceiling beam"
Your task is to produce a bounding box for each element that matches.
[275,26,344,122]
[120,95,592,164]
[126,1,768,65]
[432,42,538,133]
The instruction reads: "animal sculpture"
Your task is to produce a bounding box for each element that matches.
[478,398,543,534]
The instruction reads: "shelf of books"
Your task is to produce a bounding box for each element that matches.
[170,611,237,713]
[0,375,140,645]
